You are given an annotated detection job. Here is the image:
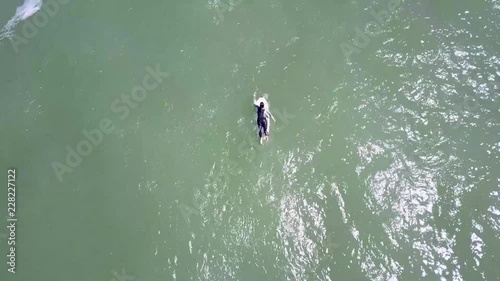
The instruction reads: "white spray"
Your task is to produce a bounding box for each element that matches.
[0,0,43,40]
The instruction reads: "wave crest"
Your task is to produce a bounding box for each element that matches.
[0,0,43,40]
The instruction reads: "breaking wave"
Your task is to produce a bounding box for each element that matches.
[0,0,42,40]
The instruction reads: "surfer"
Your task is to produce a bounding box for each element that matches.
[253,92,275,144]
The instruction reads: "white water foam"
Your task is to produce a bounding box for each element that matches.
[0,0,42,40]
[255,96,271,133]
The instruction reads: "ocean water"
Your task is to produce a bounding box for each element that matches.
[0,0,499,280]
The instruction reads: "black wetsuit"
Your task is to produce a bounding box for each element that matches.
[256,107,268,138]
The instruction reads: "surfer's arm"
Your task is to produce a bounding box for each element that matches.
[268,110,276,122]
[253,92,259,107]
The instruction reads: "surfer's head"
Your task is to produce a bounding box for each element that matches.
[260,102,264,109]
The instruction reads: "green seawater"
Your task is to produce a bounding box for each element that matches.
[0,0,499,280]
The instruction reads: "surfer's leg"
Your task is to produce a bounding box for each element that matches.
[258,125,264,138]
[258,126,264,144]
[262,120,269,141]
